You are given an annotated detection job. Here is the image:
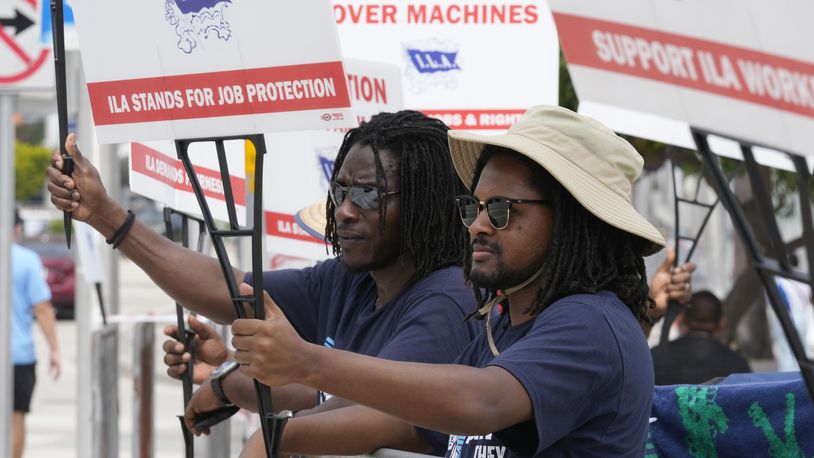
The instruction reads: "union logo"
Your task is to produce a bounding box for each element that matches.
[402,38,462,94]
[164,0,234,54]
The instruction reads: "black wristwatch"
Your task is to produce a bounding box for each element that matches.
[210,361,239,406]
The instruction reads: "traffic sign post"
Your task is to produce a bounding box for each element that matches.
[0,0,52,90]
[1,2,43,456]
[0,93,17,458]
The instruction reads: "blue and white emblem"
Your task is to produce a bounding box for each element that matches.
[403,39,462,94]
[164,0,234,54]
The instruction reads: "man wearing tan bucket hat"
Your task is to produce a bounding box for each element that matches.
[232,106,670,457]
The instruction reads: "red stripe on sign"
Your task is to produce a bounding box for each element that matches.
[88,62,351,125]
[553,13,814,119]
[131,143,246,205]
[420,109,526,129]
[266,211,323,244]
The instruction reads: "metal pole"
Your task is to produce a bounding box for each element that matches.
[132,322,154,458]
[75,55,93,458]
[0,93,17,458]
[73,50,120,458]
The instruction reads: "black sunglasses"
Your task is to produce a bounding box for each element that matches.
[456,195,550,229]
[330,182,400,210]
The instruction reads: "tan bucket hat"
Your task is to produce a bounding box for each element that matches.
[295,201,327,241]
[447,105,665,256]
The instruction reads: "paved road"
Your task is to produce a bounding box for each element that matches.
[26,259,251,458]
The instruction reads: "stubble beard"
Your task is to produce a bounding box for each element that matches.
[470,250,543,290]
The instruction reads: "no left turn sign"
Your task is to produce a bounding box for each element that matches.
[0,0,52,90]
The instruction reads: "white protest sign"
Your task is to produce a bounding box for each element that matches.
[263,58,404,262]
[0,0,52,90]
[71,0,354,143]
[333,0,559,131]
[549,0,814,157]
[128,140,246,224]
[73,221,104,284]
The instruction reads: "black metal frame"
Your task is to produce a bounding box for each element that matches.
[691,127,814,405]
[163,208,205,458]
[175,135,289,458]
[658,156,723,347]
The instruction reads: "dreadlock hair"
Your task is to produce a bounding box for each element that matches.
[463,146,654,323]
[324,110,469,278]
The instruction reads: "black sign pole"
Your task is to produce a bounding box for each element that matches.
[49,0,72,248]
[163,208,207,458]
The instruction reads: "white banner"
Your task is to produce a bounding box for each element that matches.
[72,0,354,143]
[550,0,814,157]
[333,0,559,131]
[128,140,246,224]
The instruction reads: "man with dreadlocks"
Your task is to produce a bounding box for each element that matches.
[46,111,478,454]
[232,105,667,457]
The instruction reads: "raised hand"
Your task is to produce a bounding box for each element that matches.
[650,248,696,321]
[232,283,310,387]
[46,133,111,224]
[163,315,230,385]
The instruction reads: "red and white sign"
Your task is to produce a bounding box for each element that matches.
[263,59,404,262]
[128,141,246,224]
[72,0,354,143]
[333,0,559,132]
[550,0,814,157]
[0,0,52,90]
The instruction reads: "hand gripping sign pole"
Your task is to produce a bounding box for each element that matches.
[175,135,290,458]
[162,208,205,458]
[692,127,814,405]
[49,0,73,248]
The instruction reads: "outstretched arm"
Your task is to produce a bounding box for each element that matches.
[232,284,533,436]
[47,134,244,323]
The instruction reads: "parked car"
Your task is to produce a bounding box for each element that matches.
[21,237,75,320]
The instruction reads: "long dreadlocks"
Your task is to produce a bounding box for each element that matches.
[463,146,654,323]
[324,110,468,278]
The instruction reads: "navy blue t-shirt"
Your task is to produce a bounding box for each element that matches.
[446,292,654,458]
[246,258,479,454]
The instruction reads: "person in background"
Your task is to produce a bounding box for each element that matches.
[10,208,61,458]
[651,290,750,385]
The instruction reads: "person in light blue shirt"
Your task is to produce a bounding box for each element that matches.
[11,209,61,458]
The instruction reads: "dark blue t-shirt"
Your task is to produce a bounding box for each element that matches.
[246,258,479,454]
[446,292,654,458]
